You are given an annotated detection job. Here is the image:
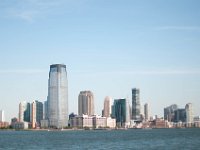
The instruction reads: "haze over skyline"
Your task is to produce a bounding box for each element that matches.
[0,0,200,121]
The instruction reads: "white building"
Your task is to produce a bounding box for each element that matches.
[0,110,5,122]
[185,103,193,123]
[70,114,93,128]
[106,117,116,128]
[93,115,107,128]
[70,115,116,129]
[194,116,200,128]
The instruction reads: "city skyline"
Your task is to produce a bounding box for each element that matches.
[0,0,200,121]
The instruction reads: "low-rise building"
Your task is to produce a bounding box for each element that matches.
[93,115,107,128]
[151,118,168,128]
[194,116,200,128]
[0,121,9,128]
[106,117,116,128]
[70,115,116,129]
[12,122,29,129]
[40,120,49,128]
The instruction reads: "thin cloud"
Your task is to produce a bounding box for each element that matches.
[73,69,200,76]
[0,69,46,74]
[1,0,70,22]
[156,26,200,31]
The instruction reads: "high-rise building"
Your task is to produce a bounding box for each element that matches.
[0,110,5,122]
[174,109,186,122]
[185,103,193,123]
[31,100,43,128]
[112,98,130,128]
[78,91,94,115]
[103,96,112,117]
[132,88,141,121]
[19,101,30,122]
[164,104,178,122]
[48,64,68,128]
[144,103,150,121]
[44,100,48,120]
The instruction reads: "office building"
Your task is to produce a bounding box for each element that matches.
[78,91,94,115]
[112,98,130,128]
[48,64,68,128]
[19,101,30,122]
[174,109,186,122]
[103,96,112,117]
[0,110,5,122]
[185,103,193,123]
[132,88,141,121]
[144,103,150,121]
[30,100,43,128]
[44,100,48,120]
[164,104,178,122]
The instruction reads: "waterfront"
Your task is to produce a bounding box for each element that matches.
[0,128,200,150]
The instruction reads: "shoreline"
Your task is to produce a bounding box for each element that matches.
[0,127,199,131]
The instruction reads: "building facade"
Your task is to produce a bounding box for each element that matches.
[132,88,141,121]
[113,98,130,128]
[31,100,43,128]
[44,100,48,120]
[103,96,112,117]
[174,109,186,123]
[70,114,116,129]
[48,64,68,128]
[185,103,193,124]
[0,110,5,122]
[144,103,149,121]
[19,101,31,122]
[78,91,94,116]
[164,104,178,122]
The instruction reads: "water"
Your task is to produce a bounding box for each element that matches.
[0,128,200,150]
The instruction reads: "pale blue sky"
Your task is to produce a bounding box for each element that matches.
[0,0,200,121]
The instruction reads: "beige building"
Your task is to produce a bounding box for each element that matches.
[70,114,93,128]
[106,117,116,128]
[70,115,116,129]
[78,91,94,115]
[93,115,107,128]
[103,96,112,117]
[31,101,37,128]
[185,103,193,124]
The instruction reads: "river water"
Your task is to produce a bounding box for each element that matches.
[0,128,200,149]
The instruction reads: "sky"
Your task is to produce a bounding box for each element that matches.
[0,0,200,121]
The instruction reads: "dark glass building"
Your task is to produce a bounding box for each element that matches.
[132,88,141,121]
[112,98,130,128]
[174,109,186,122]
[164,104,178,122]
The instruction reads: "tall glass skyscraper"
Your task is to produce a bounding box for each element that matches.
[48,64,68,128]
[112,98,130,128]
[132,88,141,121]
